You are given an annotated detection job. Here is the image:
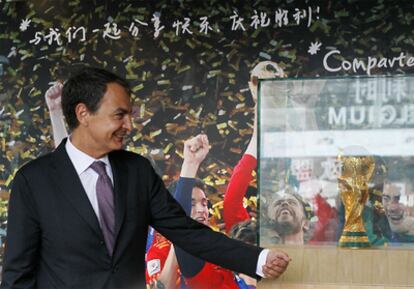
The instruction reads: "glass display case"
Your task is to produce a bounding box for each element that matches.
[258,75,414,248]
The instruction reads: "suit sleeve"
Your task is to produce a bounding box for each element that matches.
[144,160,262,278]
[223,154,256,233]
[1,171,40,289]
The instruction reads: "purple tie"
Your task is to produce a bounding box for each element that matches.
[90,161,115,256]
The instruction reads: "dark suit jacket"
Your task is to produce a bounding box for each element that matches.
[1,140,262,289]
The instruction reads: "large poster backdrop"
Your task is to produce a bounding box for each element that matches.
[0,0,413,283]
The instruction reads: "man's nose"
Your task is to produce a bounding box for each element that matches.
[123,116,132,132]
[390,197,401,205]
[196,204,205,213]
[281,200,289,206]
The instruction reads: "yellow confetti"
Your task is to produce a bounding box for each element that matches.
[132,84,144,92]
[30,106,41,112]
[216,122,227,130]
[5,169,17,187]
[150,129,162,138]
[132,133,142,141]
[215,178,226,185]
[177,65,191,74]
[163,143,173,154]
[157,80,171,85]
[21,150,35,159]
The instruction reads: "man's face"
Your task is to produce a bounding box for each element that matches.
[83,82,132,157]
[383,183,406,225]
[268,193,306,235]
[191,187,209,226]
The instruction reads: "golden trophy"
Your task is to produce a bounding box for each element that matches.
[337,152,375,248]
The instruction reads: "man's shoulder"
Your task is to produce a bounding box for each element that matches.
[109,150,161,176]
[18,150,55,176]
[110,149,143,158]
[109,149,151,166]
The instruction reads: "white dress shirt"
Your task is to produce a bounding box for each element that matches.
[65,137,113,222]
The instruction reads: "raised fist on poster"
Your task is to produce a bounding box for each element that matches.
[180,134,210,178]
[45,82,63,112]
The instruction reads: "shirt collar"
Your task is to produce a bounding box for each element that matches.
[65,136,111,176]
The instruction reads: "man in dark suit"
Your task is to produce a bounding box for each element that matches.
[1,67,290,289]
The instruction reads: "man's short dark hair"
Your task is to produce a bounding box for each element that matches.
[62,67,131,130]
[269,186,314,221]
[193,178,206,193]
[168,178,207,198]
[229,219,257,245]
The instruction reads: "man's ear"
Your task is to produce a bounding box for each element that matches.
[75,103,90,127]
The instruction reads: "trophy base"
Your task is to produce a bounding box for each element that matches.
[338,231,370,248]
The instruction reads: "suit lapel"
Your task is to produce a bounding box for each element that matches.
[109,152,127,247]
[51,140,103,239]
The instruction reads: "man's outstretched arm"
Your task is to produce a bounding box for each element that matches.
[148,135,290,279]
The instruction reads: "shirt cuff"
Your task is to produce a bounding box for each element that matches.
[256,248,269,278]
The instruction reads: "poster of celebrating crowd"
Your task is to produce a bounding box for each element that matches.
[0,0,414,287]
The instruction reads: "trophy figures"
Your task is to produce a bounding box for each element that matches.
[338,153,375,248]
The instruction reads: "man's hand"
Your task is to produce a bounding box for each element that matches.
[45,82,63,112]
[184,134,209,164]
[262,249,290,279]
[180,134,209,178]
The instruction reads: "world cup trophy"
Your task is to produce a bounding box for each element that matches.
[337,148,375,248]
